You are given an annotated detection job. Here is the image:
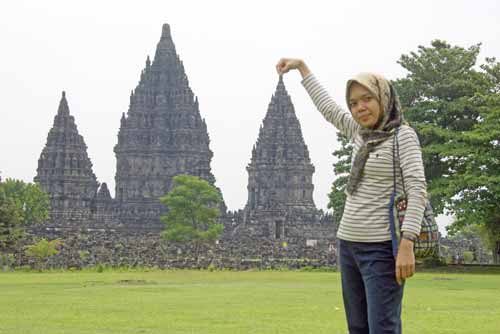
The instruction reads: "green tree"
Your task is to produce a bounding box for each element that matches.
[0,179,50,250]
[0,179,50,225]
[394,40,500,262]
[328,133,352,225]
[159,174,223,262]
[394,40,490,213]
[0,196,23,250]
[442,97,500,262]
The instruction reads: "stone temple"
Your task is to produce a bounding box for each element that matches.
[114,24,219,229]
[30,24,335,268]
[229,76,334,243]
[35,91,98,224]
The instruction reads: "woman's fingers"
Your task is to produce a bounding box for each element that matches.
[276,58,303,75]
[408,262,415,277]
[276,58,290,75]
[396,265,402,285]
[396,261,415,286]
[396,239,416,285]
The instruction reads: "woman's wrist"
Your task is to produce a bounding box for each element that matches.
[402,232,417,242]
[400,238,415,251]
[297,60,311,78]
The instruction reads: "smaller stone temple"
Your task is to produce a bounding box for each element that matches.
[34,92,99,224]
[228,76,335,244]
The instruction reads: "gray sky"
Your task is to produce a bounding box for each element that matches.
[1,0,499,235]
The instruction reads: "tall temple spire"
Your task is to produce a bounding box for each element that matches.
[114,23,218,227]
[154,23,177,64]
[161,23,172,40]
[275,75,287,96]
[57,91,70,116]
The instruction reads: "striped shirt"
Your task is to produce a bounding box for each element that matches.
[302,74,427,242]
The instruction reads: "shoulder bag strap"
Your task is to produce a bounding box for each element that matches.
[389,127,400,258]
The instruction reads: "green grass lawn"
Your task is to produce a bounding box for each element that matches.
[1,269,499,334]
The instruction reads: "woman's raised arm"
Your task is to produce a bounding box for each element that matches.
[276,58,360,140]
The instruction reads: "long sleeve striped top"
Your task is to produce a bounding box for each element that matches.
[302,73,427,242]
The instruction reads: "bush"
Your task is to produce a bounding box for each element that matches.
[96,263,105,273]
[78,250,90,264]
[463,251,474,264]
[0,253,15,271]
[24,238,62,270]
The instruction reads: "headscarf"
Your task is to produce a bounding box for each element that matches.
[345,73,405,195]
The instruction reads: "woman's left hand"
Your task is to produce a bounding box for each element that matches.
[395,239,415,285]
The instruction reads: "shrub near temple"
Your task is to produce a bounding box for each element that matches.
[160,174,223,263]
[24,238,61,270]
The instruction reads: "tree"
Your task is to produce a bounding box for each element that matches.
[0,179,50,225]
[394,40,500,262]
[442,96,500,262]
[394,40,490,212]
[0,196,23,250]
[0,179,50,250]
[159,174,223,262]
[328,133,352,225]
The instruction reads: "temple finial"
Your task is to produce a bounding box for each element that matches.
[274,75,289,98]
[161,23,171,39]
[57,90,70,115]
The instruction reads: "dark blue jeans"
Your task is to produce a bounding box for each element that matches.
[338,239,404,334]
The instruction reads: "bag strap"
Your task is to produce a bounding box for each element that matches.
[389,127,401,258]
[395,128,406,194]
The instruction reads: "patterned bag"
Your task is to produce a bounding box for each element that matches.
[388,127,440,259]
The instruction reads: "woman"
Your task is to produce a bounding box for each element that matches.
[276,59,427,334]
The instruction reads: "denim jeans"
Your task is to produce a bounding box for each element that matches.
[338,239,404,334]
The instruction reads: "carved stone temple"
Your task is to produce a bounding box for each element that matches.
[34,24,335,246]
[113,24,219,228]
[35,92,99,224]
[228,77,335,243]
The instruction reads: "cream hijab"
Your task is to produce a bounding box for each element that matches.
[345,73,405,195]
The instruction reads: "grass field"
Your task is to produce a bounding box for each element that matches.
[1,269,499,334]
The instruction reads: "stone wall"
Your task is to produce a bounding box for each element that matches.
[14,227,337,270]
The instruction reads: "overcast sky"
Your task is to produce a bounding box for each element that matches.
[1,0,499,235]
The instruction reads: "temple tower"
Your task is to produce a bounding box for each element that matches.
[35,92,99,222]
[114,24,216,226]
[239,77,318,239]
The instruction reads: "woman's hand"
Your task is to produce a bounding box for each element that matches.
[395,239,416,285]
[276,58,311,78]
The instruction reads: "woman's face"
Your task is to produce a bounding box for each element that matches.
[348,82,383,129]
